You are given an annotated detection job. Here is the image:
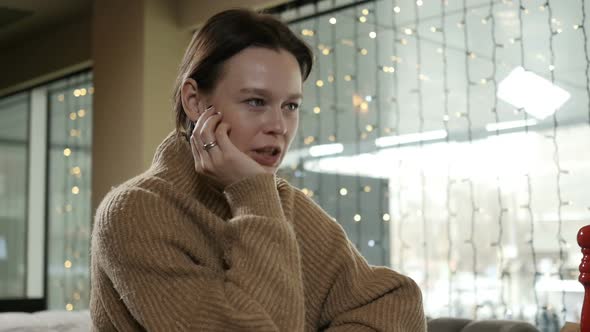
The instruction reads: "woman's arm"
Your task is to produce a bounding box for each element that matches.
[293,191,426,332]
[91,174,305,331]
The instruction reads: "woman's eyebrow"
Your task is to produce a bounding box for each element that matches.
[239,88,302,99]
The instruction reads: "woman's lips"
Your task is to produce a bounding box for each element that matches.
[250,150,281,167]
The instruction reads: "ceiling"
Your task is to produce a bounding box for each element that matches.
[0,0,92,47]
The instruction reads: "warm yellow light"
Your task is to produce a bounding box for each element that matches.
[73,90,80,97]
[363,185,371,192]
[344,75,353,81]
[382,66,395,73]
[339,188,348,196]
[313,107,321,114]
[352,94,363,107]
[63,148,72,157]
[322,48,330,55]
[69,112,77,120]
[72,186,80,195]
[80,88,87,96]
[301,29,315,36]
[383,213,391,221]
[89,87,95,94]
[316,80,324,87]
[362,8,369,15]
[328,135,336,141]
[304,136,315,145]
[360,102,369,112]
[78,109,86,117]
[400,38,408,45]
[360,48,368,55]
[327,75,335,82]
[366,124,374,132]
[359,16,367,23]
[64,260,72,269]
[66,304,73,311]
[71,166,81,175]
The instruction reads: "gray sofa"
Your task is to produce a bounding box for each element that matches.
[0,311,540,332]
[428,317,540,332]
[0,310,90,332]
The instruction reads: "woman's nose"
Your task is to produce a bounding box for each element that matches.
[263,108,287,135]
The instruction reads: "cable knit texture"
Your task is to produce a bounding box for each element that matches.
[90,131,426,331]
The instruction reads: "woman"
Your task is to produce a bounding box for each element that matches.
[90,8,425,331]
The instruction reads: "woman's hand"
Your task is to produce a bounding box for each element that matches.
[190,106,266,187]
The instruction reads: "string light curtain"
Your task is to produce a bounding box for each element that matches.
[277,0,588,328]
[47,72,93,311]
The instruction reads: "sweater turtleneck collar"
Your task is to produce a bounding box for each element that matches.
[149,131,230,218]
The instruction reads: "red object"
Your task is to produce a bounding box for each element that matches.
[579,225,590,332]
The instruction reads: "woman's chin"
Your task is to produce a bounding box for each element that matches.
[261,165,278,174]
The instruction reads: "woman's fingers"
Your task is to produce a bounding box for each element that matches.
[189,135,203,171]
[192,106,224,174]
[215,122,235,153]
[199,112,222,148]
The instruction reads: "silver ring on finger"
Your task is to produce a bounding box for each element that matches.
[203,141,218,152]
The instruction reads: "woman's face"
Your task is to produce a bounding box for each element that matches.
[201,47,303,173]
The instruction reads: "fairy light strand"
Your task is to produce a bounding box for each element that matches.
[392,0,407,274]
[314,2,323,206]
[517,0,541,324]
[488,0,508,318]
[354,3,362,249]
[582,0,590,124]
[546,0,568,323]
[462,0,479,319]
[412,0,429,306]
[331,0,342,225]
[374,0,387,265]
[440,0,455,317]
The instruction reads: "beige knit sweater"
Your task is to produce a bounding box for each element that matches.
[90,132,425,331]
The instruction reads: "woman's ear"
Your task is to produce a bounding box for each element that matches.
[181,78,201,123]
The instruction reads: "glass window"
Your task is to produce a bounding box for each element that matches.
[0,92,29,299]
[46,72,93,311]
[278,0,587,328]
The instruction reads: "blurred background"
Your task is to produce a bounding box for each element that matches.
[0,0,588,330]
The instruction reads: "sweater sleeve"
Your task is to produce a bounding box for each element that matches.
[293,191,426,332]
[92,174,305,331]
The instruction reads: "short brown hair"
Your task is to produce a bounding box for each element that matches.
[172,8,314,137]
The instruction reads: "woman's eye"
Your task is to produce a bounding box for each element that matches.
[285,103,300,111]
[246,98,265,107]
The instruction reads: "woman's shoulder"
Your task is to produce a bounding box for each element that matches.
[93,171,174,232]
